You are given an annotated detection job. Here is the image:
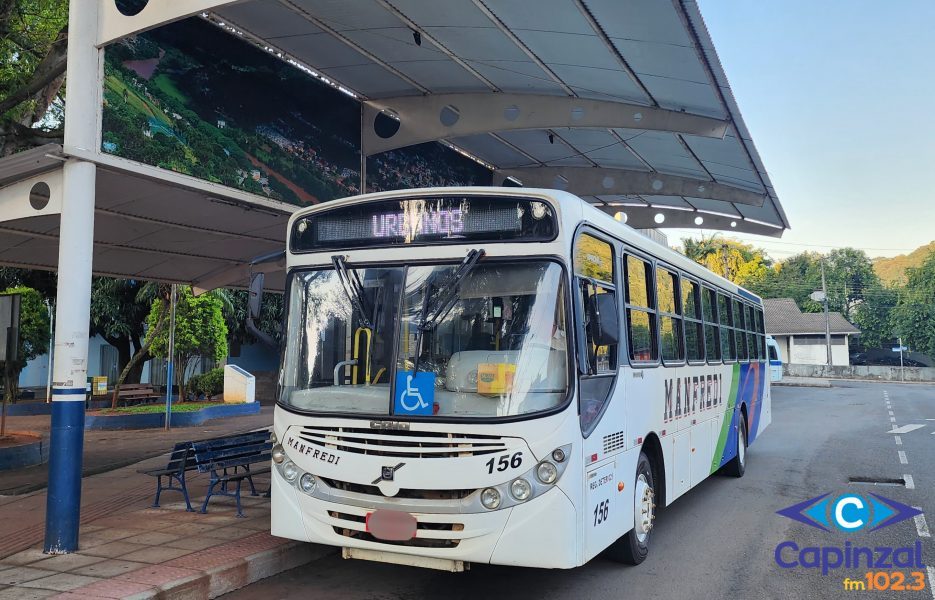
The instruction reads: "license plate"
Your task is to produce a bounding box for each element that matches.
[366,510,418,541]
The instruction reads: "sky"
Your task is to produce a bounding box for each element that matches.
[670,0,935,260]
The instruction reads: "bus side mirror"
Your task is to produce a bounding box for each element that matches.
[248,272,264,321]
[587,292,618,347]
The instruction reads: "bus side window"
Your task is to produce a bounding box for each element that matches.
[746,304,758,360]
[574,234,618,375]
[682,279,704,363]
[718,293,736,362]
[733,299,748,362]
[756,307,767,359]
[625,255,657,363]
[702,287,720,363]
[656,267,683,363]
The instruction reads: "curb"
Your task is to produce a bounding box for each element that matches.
[773,380,831,388]
[84,402,261,430]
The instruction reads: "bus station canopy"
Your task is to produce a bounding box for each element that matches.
[0,0,787,291]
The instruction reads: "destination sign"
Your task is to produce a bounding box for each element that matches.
[291,196,556,252]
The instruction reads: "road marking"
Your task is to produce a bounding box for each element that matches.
[888,410,894,416]
[914,511,931,538]
[927,566,935,600]
[890,417,897,423]
[887,424,925,434]
[895,436,902,445]
[898,451,908,464]
[905,474,915,489]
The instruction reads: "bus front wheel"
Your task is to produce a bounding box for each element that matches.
[605,451,654,565]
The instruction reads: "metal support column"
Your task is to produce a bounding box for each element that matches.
[44,0,100,554]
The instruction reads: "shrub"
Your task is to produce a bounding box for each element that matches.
[187,367,224,398]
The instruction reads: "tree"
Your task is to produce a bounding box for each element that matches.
[226,289,284,351]
[823,248,879,319]
[680,235,770,284]
[0,0,69,156]
[891,251,935,358]
[90,278,152,385]
[0,286,51,403]
[851,284,897,351]
[145,286,228,398]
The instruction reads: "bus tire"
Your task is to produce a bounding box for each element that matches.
[605,451,654,565]
[725,412,747,478]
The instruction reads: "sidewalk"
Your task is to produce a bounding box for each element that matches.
[0,451,333,599]
[1,406,275,495]
[773,376,831,388]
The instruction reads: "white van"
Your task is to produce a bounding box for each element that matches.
[766,335,782,382]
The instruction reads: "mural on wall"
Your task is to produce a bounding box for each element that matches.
[101,17,490,205]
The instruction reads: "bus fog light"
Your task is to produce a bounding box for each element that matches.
[272,444,286,464]
[299,473,316,493]
[552,448,566,463]
[282,461,298,481]
[536,461,558,484]
[481,487,501,510]
[510,478,532,501]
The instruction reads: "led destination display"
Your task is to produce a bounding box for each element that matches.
[291,196,557,252]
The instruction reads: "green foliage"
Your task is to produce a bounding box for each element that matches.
[0,0,69,153]
[187,366,224,397]
[851,284,898,350]
[145,286,228,393]
[891,251,935,358]
[226,289,284,348]
[0,286,51,402]
[680,235,771,284]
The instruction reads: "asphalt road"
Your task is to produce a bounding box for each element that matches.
[226,382,935,600]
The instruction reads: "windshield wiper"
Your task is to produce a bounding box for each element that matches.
[332,255,374,329]
[410,248,485,372]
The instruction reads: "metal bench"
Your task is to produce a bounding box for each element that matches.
[137,441,199,511]
[192,431,272,517]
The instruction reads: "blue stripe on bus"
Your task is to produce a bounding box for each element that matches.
[737,288,761,303]
[769,360,782,366]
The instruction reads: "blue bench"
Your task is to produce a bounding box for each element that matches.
[192,431,273,517]
[138,441,199,511]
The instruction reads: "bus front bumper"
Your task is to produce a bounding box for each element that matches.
[270,467,579,569]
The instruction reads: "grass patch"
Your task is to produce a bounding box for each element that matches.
[97,402,224,415]
[151,73,189,104]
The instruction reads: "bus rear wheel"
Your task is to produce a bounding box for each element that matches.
[605,451,654,565]
[725,412,747,478]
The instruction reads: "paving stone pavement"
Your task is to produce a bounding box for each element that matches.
[0,424,333,599]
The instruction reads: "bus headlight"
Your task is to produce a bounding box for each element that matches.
[272,444,286,464]
[282,461,298,481]
[299,473,316,493]
[481,487,501,510]
[510,478,532,501]
[551,448,566,463]
[536,461,558,484]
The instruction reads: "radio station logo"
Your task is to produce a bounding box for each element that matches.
[777,492,921,533]
[773,492,926,591]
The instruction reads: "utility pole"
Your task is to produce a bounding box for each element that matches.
[821,259,832,366]
[164,285,177,431]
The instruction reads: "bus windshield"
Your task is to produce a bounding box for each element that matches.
[281,260,569,418]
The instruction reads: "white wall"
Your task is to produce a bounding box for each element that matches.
[786,335,850,366]
[19,335,154,388]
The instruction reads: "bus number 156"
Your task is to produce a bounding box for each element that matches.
[486,452,523,474]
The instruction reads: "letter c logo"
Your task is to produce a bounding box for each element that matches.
[834,495,867,531]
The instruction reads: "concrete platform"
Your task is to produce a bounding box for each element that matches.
[772,376,831,388]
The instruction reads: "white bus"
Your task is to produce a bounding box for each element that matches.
[270,188,771,571]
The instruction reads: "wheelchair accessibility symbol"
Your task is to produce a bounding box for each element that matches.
[394,371,435,415]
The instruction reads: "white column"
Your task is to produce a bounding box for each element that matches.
[44,0,100,554]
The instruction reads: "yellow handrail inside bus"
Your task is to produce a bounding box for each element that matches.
[372,367,386,385]
[352,327,372,385]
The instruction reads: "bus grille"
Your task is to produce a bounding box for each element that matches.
[319,477,475,501]
[329,511,463,548]
[296,426,507,459]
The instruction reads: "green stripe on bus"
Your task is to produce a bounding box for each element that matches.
[710,363,741,474]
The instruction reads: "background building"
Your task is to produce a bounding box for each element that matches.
[764,298,860,366]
